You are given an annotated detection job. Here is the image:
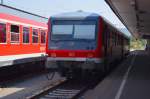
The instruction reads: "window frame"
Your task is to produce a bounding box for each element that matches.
[40,29,46,45]
[22,26,30,44]
[32,28,39,44]
[10,24,20,44]
[0,21,7,44]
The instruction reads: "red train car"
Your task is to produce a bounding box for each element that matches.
[0,12,47,63]
[46,11,129,78]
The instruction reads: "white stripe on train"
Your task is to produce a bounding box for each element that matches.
[0,18,47,29]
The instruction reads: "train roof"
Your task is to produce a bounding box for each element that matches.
[51,11,99,20]
[102,17,130,39]
[0,4,48,23]
[0,13,47,29]
[50,11,130,39]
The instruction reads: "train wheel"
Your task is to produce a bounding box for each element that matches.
[57,62,67,77]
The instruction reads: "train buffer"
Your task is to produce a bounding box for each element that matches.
[83,50,150,99]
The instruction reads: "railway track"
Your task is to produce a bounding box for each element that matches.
[27,78,100,99]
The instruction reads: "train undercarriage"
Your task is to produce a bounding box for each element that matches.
[46,59,106,79]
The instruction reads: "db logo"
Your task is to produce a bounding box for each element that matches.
[51,53,56,57]
[69,52,75,56]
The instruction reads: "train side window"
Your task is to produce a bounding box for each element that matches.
[119,36,121,45]
[10,24,20,43]
[114,33,116,45]
[109,31,111,45]
[107,30,110,46]
[40,30,46,44]
[32,29,38,43]
[114,33,116,46]
[118,34,120,45]
[116,33,118,46]
[0,23,6,43]
[118,35,120,45]
[112,32,115,46]
[23,27,29,43]
[115,33,117,46]
[117,34,119,45]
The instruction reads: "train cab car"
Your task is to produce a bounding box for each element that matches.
[46,11,130,78]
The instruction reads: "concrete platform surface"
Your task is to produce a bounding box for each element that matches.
[0,72,64,99]
[0,53,46,67]
[83,50,150,99]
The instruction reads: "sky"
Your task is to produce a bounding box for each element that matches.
[3,0,131,37]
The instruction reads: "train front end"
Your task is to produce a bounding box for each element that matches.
[46,12,103,78]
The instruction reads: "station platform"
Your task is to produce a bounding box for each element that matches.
[0,53,46,67]
[0,72,64,99]
[84,50,150,99]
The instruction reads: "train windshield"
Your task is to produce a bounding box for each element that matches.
[52,25,73,35]
[74,25,95,39]
[49,20,97,50]
[51,20,96,40]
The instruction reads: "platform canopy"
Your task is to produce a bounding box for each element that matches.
[105,0,150,38]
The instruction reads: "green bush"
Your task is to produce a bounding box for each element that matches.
[130,38,146,50]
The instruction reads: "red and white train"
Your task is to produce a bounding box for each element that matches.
[46,11,130,78]
[0,13,47,67]
[0,12,47,66]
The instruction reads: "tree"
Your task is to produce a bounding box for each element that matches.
[130,38,146,50]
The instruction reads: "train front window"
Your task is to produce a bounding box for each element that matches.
[51,21,96,41]
[52,25,73,35]
[74,25,95,40]
[50,20,97,50]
